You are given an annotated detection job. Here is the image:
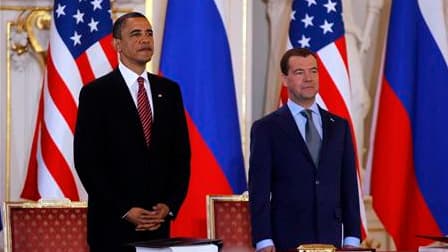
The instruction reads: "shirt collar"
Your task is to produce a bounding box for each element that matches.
[118,61,149,89]
[287,99,320,116]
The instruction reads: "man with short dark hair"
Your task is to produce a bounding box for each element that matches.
[74,12,190,251]
[249,48,361,251]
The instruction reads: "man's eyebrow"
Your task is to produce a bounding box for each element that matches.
[129,28,153,34]
[129,29,142,34]
[293,66,317,72]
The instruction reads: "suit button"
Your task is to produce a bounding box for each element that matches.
[315,180,320,185]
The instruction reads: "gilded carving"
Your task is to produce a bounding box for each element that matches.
[7,8,51,70]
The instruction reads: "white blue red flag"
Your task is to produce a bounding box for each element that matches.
[160,0,247,236]
[285,0,367,237]
[21,0,117,200]
[370,0,448,249]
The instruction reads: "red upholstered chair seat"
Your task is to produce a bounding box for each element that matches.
[207,194,254,252]
[4,201,88,252]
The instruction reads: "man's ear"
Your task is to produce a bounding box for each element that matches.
[113,38,120,52]
[281,74,288,87]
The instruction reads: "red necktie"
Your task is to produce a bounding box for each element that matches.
[137,77,152,146]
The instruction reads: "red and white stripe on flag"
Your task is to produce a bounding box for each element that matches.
[282,0,368,238]
[21,0,117,200]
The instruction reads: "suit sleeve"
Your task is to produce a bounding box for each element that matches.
[341,120,361,239]
[164,83,191,218]
[74,85,132,217]
[248,120,273,245]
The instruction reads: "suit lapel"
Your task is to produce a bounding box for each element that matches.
[275,106,311,160]
[112,69,140,119]
[112,69,148,146]
[319,107,337,165]
[147,73,171,152]
[148,73,164,126]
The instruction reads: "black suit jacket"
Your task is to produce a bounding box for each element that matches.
[249,105,360,250]
[74,69,191,249]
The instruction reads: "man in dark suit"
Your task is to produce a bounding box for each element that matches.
[249,48,360,251]
[74,12,190,251]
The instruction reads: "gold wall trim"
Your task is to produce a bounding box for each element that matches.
[0,6,51,11]
[241,0,248,162]
[145,0,154,73]
[5,22,12,202]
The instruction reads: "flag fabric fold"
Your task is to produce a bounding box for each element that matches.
[160,0,247,237]
[370,0,448,249]
[21,0,117,200]
[286,0,367,237]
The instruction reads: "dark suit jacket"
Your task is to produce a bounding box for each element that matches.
[249,105,360,250]
[74,69,191,249]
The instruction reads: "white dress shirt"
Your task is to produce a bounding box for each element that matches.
[118,62,155,119]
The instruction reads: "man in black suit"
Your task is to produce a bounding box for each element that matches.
[74,12,190,251]
[249,48,360,251]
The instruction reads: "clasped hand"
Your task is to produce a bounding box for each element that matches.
[125,203,170,231]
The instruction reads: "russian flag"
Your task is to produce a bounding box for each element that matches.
[160,1,247,237]
[370,0,448,249]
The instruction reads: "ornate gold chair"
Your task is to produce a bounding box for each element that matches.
[3,200,88,252]
[206,193,254,252]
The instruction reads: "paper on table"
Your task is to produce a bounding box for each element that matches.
[136,244,218,252]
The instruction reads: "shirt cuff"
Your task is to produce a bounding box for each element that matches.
[122,210,130,219]
[256,239,274,251]
[343,236,360,247]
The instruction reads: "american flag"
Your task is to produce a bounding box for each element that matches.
[282,0,368,237]
[21,0,117,200]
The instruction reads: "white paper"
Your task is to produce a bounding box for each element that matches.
[136,244,218,252]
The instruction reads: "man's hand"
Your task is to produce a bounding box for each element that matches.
[125,207,165,231]
[151,203,170,219]
[126,203,170,231]
[135,203,170,231]
[257,245,276,252]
